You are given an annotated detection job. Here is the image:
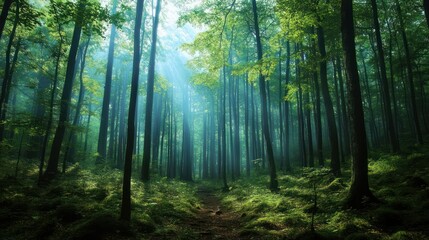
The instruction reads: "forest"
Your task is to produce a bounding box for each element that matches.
[1,0,429,239]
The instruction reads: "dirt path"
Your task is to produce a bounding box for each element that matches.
[185,187,244,239]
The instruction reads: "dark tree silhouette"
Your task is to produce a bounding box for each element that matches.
[371,0,400,152]
[341,0,378,208]
[120,0,144,221]
[424,0,429,28]
[251,0,278,191]
[0,0,13,40]
[42,1,84,181]
[141,0,162,182]
[97,0,118,164]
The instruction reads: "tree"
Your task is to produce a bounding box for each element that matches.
[0,0,20,142]
[424,0,429,28]
[97,0,118,164]
[251,0,278,191]
[0,0,13,40]
[42,4,83,180]
[120,0,145,221]
[42,0,109,181]
[395,0,423,144]
[141,0,162,182]
[317,24,341,176]
[38,0,65,183]
[370,0,400,152]
[341,0,378,208]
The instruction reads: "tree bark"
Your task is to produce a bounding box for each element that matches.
[251,0,278,191]
[141,0,161,181]
[97,0,118,164]
[371,0,400,152]
[120,0,144,221]
[0,0,13,40]
[317,25,341,176]
[0,1,19,142]
[42,3,83,181]
[424,0,429,28]
[341,0,378,208]
[395,0,423,144]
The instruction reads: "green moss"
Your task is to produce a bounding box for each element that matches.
[321,178,347,192]
[389,231,427,240]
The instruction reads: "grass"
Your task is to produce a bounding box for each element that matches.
[0,160,200,240]
[211,146,429,239]
[1,144,428,239]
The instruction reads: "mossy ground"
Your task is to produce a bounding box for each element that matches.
[215,144,429,239]
[0,144,428,239]
[0,161,200,240]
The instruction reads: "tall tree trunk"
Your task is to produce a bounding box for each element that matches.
[251,0,278,191]
[120,0,144,221]
[284,40,291,171]
[424,0,429,28]
[181,85,193,181]
[370,0,399,152]
[341,0,378,208]
[395,0,423,144]
[305,86,314,167]
[63,36,90,171]
[0,0,13,40]
[42,4,83,181]
[310,31,324,166]
[0,1,19,142]
[209,96,216,178]
[317,25,341,176]
[336,56,351,157]
[97,0,118,164]
[38,9,64,183]
[141,0,161,181]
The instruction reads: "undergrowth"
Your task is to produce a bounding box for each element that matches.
[0,161,199,240]
[214,147,429,239]
[1,145,428,239]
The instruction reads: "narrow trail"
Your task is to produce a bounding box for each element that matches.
[185,186,244,239]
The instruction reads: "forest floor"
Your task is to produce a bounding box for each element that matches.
[1,142,429,239]
[177,186,244,239]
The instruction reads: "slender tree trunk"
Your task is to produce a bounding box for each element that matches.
[284,41,291,171]
[310,31,324,166]
[42,6,83,181]
[317,25,341,176]
[38,11,64,183]
[341,0,378,208]
[84,99,92,153]
[120,0,144,221]
[0,1,19,142]
[181,85,193,181]
[63,36,90,171]
[97,0,118,164]
[395,0,423,144]
[0,0,13,40]
[252,0,278,191]
[305,88,314,167]
[370,0,399,151]
[336,57,351,157]
[141,0,161,181]
[424,0,429,28]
